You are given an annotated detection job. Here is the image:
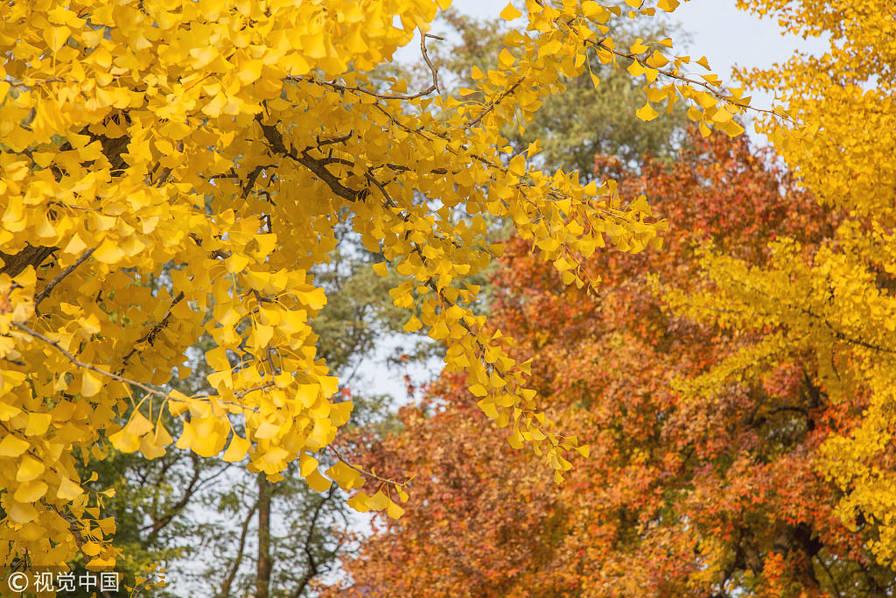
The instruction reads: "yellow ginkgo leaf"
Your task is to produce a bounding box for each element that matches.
[295,384,320,408]
[14,480,49,503]
[139,434,166,459]
[347,492,372,513]
[93,239,124,264]
[498,48,515,68]
[108,429,140,453]
[7,501,38,524]
[0,435,30,458]
[300,453,319,478]
[630,39,649,54]
[330,401,353,426]
[222,434,250,463]
[582,1,605,19]
[16,456,45,482]
[306,469,333,493]
[82,541,103,557]
[386,500,405,519]
[367,490,390,511]
[81,371,103,398]
[326,461,364,491]
[499,2,522,20]
[124,411,153,437]
[403,316,423,332]
[254,420,280,440]
[189,418,227,457]
[658,0,680,12]
[468,383,488,397]
[636,102,660,121]
[57,476,84,501]
[43,25,70,52]
[24,412,52,437]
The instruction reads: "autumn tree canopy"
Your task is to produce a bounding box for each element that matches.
[0,0,760,573]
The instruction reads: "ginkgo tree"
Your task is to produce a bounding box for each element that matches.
[662,0,896,568]
[0,0,752,570]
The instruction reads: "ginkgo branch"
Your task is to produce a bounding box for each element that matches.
[34,247,96,307]
[327,446,409,488]
[290,30,442,101]
[15,321,276,407]
[0,245,57,277]
[118,291,186,370]
[465,78,525,129]
[255,114,367,202]
[242,164,277,199]
[587,39,791,121]
[14,321,170,399]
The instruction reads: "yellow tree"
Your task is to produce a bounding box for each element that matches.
[0,0,749,570]
[665,0,896,573]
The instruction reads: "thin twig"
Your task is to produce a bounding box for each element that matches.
[119,291,186,370]
[588,39,791,121]
[465,78,524,129]
[14,321,275,404]
[34,247,96,307]
[327,446,409,487]
[13,321,169,398]
[289,29,441,101]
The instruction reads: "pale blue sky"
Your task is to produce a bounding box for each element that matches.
[450,0,826,79]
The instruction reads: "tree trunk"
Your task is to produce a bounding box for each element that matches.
[255,475,272,598]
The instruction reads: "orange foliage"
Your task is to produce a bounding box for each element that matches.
[327,132,889,596]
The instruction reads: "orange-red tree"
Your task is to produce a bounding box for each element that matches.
[328,132,895,596]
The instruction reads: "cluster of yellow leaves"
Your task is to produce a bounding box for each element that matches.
[0,0,749,569]
[664,0,896,567]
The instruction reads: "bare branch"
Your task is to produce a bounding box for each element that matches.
[291,487,337,598]
[218,499,260,598]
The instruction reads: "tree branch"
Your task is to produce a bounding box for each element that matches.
[291,487,337,598]
[0,245,57,277]
[289,30,441,101]
[119,291,186,370]
[218,499,260,598]
[34,248,96,306]
[13,321,170,399]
